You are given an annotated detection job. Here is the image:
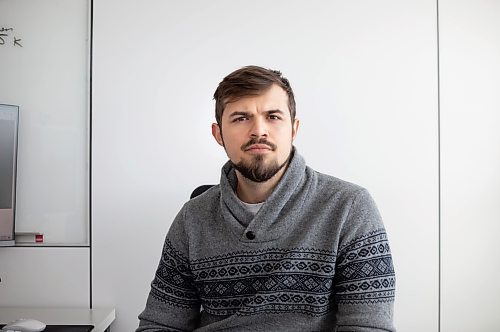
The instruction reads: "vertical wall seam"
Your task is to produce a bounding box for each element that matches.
[89,0,94,310]
[436,0,442,331]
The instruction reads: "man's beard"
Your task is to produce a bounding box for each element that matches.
[231,138,291,183]
[233,154,289,183]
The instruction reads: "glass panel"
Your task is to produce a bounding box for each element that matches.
[0,0,89,245]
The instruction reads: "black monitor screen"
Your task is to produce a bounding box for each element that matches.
[0,104,19,246]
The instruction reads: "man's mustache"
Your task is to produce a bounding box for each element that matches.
[241,138,277,151]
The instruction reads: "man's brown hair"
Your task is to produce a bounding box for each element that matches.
[213,65,296,126]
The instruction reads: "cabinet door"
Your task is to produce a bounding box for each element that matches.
[0,248,89,307]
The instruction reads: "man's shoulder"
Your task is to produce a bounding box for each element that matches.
[310,167,365,196]
[183,184,221,210]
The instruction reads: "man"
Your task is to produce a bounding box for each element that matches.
[137,66,396,331]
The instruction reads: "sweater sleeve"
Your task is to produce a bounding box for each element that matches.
[334,189,396,332]
[137,207,201,332]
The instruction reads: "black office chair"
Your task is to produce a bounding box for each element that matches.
[190,185,215,199]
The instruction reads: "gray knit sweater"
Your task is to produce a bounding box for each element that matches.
[137,151,396,331]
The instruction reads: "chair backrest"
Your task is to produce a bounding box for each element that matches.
[190,185,215,199]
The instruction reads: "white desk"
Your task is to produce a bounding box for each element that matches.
[0,307,115,332]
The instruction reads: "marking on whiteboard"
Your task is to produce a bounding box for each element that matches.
[0,27,23,48]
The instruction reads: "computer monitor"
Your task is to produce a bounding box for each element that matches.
[0,104,19,246]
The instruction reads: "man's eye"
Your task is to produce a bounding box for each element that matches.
[233,117,248,122]
[268,115,281,120]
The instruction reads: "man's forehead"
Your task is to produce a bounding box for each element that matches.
[224,86,288,109]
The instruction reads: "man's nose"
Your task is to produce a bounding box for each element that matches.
[250,118,268,137]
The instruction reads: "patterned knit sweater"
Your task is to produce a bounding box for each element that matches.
[137,151,396,331]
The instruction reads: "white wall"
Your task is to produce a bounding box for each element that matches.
[440,0,500,331]
[92,1,438,331]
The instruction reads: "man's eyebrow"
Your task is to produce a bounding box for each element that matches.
[228,109,285,118]
[265,109,285,115]
[228,111,251,118]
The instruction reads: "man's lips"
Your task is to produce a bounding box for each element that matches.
[241,138,277,151]
[245,144,273,151]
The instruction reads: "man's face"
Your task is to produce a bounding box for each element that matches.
[212,84,299,182]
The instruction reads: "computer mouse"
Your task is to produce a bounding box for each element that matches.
[2,318,46,332]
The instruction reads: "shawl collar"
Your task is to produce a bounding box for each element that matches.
[219,148,311,243]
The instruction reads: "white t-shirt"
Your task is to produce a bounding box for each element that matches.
[238,199,264,226]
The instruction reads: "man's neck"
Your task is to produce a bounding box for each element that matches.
[235,167,287,204]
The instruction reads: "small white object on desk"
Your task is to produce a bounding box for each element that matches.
[2,318,46,332]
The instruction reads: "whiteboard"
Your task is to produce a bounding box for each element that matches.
[0,0,90,245]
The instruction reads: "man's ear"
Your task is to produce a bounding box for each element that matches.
[212,123,224,146]
[292,118,300,141]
